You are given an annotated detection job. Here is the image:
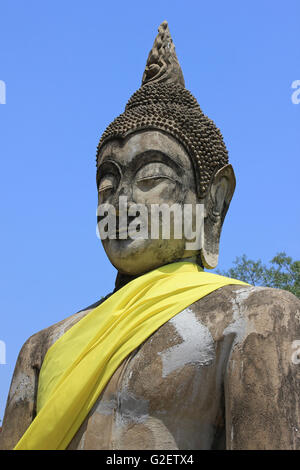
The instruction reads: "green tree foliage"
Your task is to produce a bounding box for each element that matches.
[219,252,300,299]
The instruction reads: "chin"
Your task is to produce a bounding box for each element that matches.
[102,238,187,276]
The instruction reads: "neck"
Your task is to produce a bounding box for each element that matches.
[114,256,202,291]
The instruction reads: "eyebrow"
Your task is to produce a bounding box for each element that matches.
[134,150,185,171]
[99,149,185,175]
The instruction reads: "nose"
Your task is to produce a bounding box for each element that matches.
[112,181,134,211]
[118,184,131,198]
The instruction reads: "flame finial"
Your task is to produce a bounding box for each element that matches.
[142,21,185,87]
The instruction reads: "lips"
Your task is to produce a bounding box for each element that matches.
[97,212,143,240]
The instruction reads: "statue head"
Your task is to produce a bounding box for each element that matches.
[96,21,235,277]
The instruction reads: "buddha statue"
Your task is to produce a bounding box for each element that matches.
[1,21,299,451]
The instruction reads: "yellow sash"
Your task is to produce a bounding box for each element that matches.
[14,262,248,450]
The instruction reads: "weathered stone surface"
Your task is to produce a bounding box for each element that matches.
[1,285,299,450]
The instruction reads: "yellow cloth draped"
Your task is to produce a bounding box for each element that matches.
[14,262,248,450]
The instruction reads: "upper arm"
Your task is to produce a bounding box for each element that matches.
[0,334,40,450]
[224,288,300,450]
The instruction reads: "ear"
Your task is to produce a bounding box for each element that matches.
[200,164,236,269]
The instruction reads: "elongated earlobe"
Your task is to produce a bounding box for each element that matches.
[200,164,236,269]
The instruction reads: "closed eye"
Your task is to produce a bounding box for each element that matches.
[98,174,116,199]
[136,175,176,183]
[99,183,113,192]
[98,184,114,202]
[135,175,176,191]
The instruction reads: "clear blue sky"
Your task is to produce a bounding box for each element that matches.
[0,1,299,422]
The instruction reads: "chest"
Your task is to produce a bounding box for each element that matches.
[67,307,228,450]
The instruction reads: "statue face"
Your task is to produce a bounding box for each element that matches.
[97,130,201,275]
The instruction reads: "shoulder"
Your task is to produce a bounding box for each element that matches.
[234,286,300,344]
[192,282,300,316]
[227,285,300,330]
[189,284,300,341]
[18,295,111,369]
